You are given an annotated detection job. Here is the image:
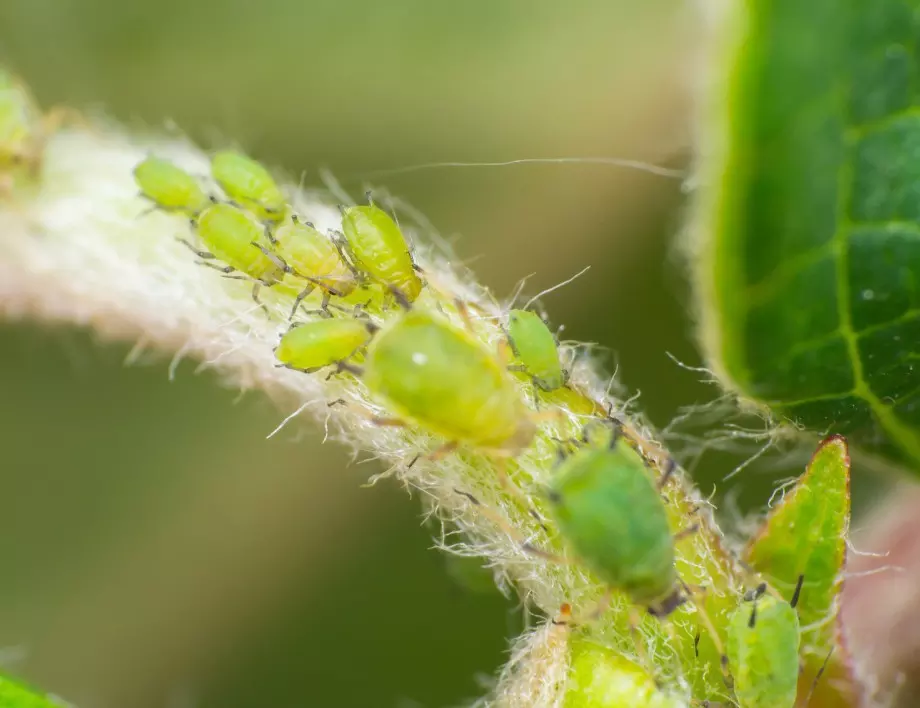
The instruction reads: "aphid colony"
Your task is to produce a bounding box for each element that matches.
[132,150,812,707]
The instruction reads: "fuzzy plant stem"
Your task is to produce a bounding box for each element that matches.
[0,122,747,707]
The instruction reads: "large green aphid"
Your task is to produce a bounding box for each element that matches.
[506,308,566,392]
[276,318,374,373]
[189,202,286,305]
[362,308,535,454]
[211,149,287,222]
[340,203,423,302]
[133,156,212,216]
[726,577,803,708]
[546,440,683,615]
[271,215,359,317]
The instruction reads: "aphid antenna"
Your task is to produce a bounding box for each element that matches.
[506,272,536,310]
[520,265,591,312]
[798,647,834,708]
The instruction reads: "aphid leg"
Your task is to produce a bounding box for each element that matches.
[263,222,277,245]
[657,458,677,491]
[454,298,477,334]
[329,230,362,276]
[318,289,333,318]
[177,238,216,260]
[799,647,834,708]
[325,359,363,380]
[407,441,459,469]
[673,523,700,543]
[252,242,291,273]
[583,588,613,622]
[250,282,270,317]
[493,457,548,531]
[290,282,316,320]
[201,262,236,275]
[529,379,542,410]
[453,487,554,555]
[386,284,413,310]
[627,606,652,669]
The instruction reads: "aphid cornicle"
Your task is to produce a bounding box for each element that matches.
[362,308,535,454]
[276,318,374,373]
[189,202,286,305]
[269,215,359,317]
[211,150,287,222]
[546,439,683,616]
[506,308,566,392]
[133,156,212,216]
[726,578,802,708]
[340,203,423,302]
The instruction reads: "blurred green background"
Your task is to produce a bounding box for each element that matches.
[0,2,833,707]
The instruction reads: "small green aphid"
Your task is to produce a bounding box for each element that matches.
[726,577,803,708]
[0,68,46,191]
[270,215,359,317]
[276,318,374,373]
[363,308,535,454]
[506,308,567,392]
[133,156,212,216]
[340,202,423,302]
[211,149,287,222]
[546,439,684,616]
[189,202,286,305]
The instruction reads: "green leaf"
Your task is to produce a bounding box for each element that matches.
[693,0,920,467]
[0,675,66,708]
[745,436,856,707]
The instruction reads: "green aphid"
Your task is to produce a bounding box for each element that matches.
[340,203,423,302]
[0,68,46,191]
[726,578,802,708]
[133,156,212,216]
[547,440,683,616]
[189,202,287,306]
[276,318,374,373]
[363,309,535,454]
[507,308,567,392]
[271,215,359,317]
[211,149,287,222]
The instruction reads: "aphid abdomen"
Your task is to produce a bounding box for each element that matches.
[363,310,533,452]
[133,157,211,216]
[273,218,357,295]
[195,203,284,284]
[548,444,676,606]
[727,595,800,708]
[341,205,422,301]
[211,150,287,222]
[276,319,372,371]
[507,309,565,391]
